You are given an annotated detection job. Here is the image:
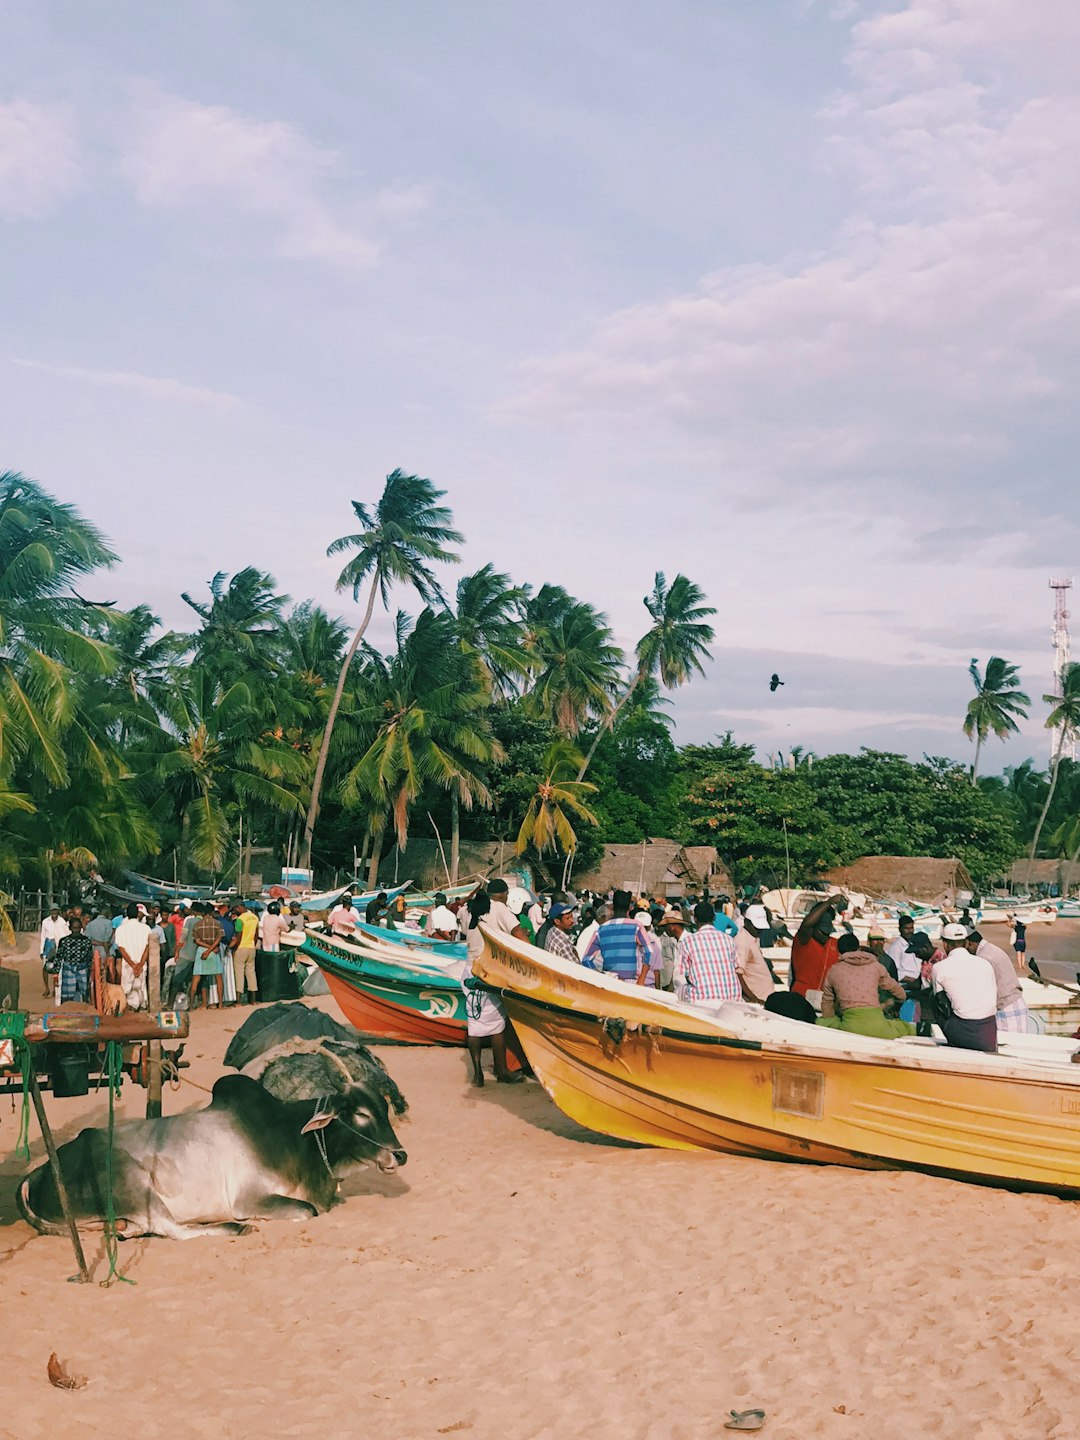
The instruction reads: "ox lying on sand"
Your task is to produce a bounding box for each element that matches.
[17,1073,407,1241]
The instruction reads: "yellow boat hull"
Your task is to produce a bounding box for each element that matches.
[476,928,1080,1194]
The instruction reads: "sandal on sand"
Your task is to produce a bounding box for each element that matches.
[724,1410,766,1431]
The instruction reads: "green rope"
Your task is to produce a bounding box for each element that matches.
[100,1041,134,1288]
[13,1039,31,1161]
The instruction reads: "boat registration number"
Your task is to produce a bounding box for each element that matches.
[772,1067,824,1120]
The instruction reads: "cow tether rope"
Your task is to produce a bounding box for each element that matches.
[101,1041,135,1288]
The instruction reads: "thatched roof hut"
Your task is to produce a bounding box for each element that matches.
[376,839,544,893]
[824,856,974,906]
[1002,859,1066,892]
[574,840,735,899]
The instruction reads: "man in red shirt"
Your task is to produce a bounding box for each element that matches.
[790,895,846,1003]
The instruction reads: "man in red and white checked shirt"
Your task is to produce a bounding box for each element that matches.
[677,902,740,1004]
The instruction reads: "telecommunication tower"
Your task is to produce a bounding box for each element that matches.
[1050,578,1075,761]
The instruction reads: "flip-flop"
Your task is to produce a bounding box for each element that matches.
[724,1410,766,1431]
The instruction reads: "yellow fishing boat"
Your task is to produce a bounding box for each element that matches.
[476,925,1080,1194]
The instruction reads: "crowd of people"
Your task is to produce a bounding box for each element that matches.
[374,882,1031,1061]
[40,876,1033,1061]
[38,895,307,1013]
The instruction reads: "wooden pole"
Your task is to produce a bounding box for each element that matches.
[27,1068,91,1284]
[146,937,163,1120]
[26,1012,190,1044]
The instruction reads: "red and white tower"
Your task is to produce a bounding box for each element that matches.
[1050,578,1075,761]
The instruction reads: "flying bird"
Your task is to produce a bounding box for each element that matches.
[769,673,784,693]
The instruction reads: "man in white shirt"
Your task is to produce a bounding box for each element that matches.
[114,903,152,1011]
[485,879,527,939]
[885,915,917,982]
[327,896,358,939]
[427,894,458,941]
[966,929,1028,1031]
[39,906,70,997]
[932,924,997,1053]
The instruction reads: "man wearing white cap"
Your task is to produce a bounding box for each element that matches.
[932,923,998,1052]
[965,929,1028,1031]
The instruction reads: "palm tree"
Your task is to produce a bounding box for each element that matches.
[963,656,1030,784]
[0,472,117,787]
[1026,662,1080,883]
[340,609,501,885]
[576,572,715,779]
[523,587,622,738]
[516,739,598,857]
[300,470,463,871]
[95,604,187,738]
[277,602,349,693]
[452,564,530,700]
[146,668,305,877]
[182,567,288,678]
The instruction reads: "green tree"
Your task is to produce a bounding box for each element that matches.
[963,656,1030,784]
[341,609,501,885]
[682,761,838,887]
[0,472,117,787]
[301,470,463,870]
[452,564,530,701]
[516,739,599,878]
[588,697,682,844]
[523,586,622,737]
[1027,663,1080,880]
[146,668,304,877]
[577,571,715,779]
[182,567,288,679]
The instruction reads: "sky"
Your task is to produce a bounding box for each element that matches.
[2,0,1078,772]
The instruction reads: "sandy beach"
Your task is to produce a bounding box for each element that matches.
[2,937,1080,1440]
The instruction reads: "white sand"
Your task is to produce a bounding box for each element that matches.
[1,941,1077,1439]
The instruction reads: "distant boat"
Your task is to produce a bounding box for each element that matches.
[349,918,465,958]
[122,870,234,901]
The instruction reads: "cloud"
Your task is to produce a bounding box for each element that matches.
[501,0,1080,535]
[0,100,81,220]
[120,88,386,268]
[11,357,242,409]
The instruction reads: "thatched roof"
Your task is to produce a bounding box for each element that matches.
[575,841,733,899]
[1003,859,1064,886]
[824,856,974,905]
[376,839,546,893]
[681,846,734,891]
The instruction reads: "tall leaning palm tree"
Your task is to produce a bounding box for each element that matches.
[576,572,716,779]
[300,470,463,870]
[963,656,1030,785]
[1026,661,1080,884]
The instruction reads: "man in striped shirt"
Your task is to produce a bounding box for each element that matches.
[678,902,741,1004]
[582,890,651,984]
